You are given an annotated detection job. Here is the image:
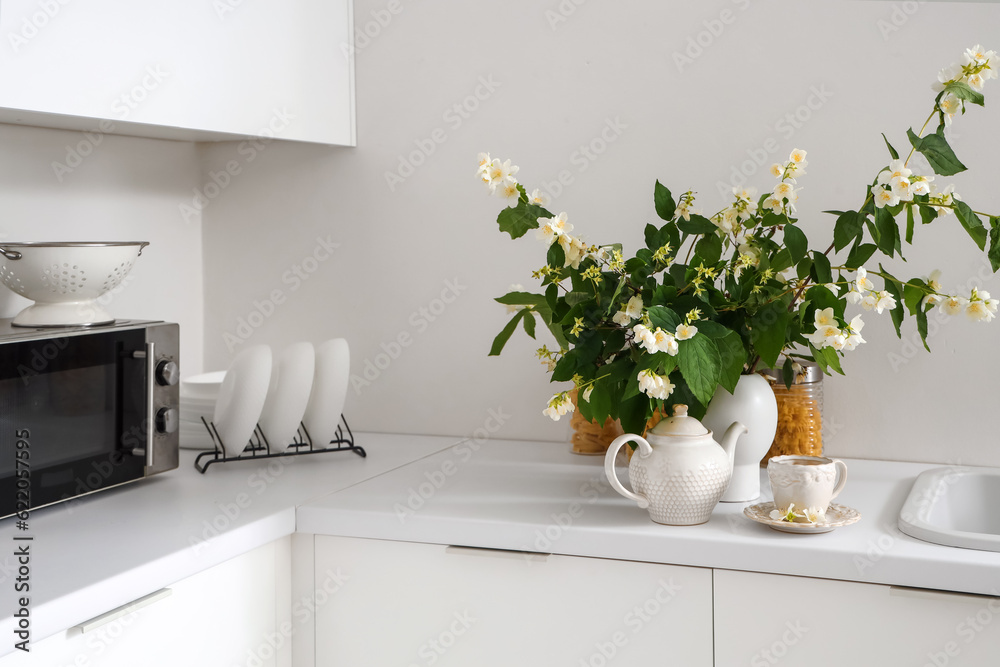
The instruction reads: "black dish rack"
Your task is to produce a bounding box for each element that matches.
[194,415,365,473]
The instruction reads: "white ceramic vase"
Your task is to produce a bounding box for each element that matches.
[702,373,778,502]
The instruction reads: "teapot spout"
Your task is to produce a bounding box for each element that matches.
[720,421,749,467]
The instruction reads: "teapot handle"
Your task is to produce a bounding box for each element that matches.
[604,434,653,509]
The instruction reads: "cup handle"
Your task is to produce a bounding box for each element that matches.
[604,434,652,509]
[829,458,848,501]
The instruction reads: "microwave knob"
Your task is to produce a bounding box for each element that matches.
[155,407,179,434]
[156,360,180,386]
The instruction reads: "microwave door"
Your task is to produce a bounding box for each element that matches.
[0,331,148,516]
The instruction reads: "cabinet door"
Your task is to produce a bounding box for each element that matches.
[1,539,288,667]
[714,569,1000,666]
[0,0,354,144]
[313,536,713,667]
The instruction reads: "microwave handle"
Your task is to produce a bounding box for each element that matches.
[131,342,156,468]
[144,341,155,468]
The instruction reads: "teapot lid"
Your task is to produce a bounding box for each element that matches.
[649,404,709,436]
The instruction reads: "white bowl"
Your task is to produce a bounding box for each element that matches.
[0,242,149,327]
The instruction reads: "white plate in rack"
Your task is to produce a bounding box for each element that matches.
[302,339,350,449]
[212,345,272,456]
[258,342,316,453]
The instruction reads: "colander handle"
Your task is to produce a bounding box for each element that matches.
[137,242,150,256]
[0,247,22,260]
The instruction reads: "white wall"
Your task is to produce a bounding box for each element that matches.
[201,0,1000,466]
[0,124,204,371]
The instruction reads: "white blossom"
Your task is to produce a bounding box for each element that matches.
[625,295,644,320]
[854,267,875,293]
[941,296,968,316]
[637,370,675,400]
[536,212,573,245]
[814,307,836,328]
[612,309,632,326]
[527,188,549,207]
[652,328,680,356]
[542,391,575,421]
[675,324,698,341]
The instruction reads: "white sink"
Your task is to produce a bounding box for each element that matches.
[898,467,1000,552]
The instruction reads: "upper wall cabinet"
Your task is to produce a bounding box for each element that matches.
[0,0,355,145]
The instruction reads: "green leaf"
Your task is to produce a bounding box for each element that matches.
[678,214,717,235]
[845,243,877,270]
[489,310,527,356]
[565,291,590,306]
[545,284,558,313]
[618,394,650,436]
[588,381,613,424]
[551,351,577,382]
[953,200,988,250]
[916,307,931,352]
[781,357,795,390]
[495,291,545,306]
[880,269,903,339]
[695,320,731,338]
[547,241,565,268]
[654,181,677,221]
[783,224,808,264]
[989,218,1000,272]
[497,202,548,239]
[715,333,746,395]
[695,233,722,264]
[522,311,536,338]
[575,331,603,365]
[750,300,791,370]
[606,279,627,316]
[816,345,844,376]
[918,202,938,226]
[944,80,985,107]
[881,133,899,160]
[905,204,915,244]
[903,280,929,316]
[812,252,832,285]
[796,256,813,280]
[677,333,723,407]
[907,126,967,177]
[833,211,862,251]
[546,320,569,351]
[874,207,899,258]
[647,306,682,332]
[770,248,794,274]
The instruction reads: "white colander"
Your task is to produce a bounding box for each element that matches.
[0,242,149,327]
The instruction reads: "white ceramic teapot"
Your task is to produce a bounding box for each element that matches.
[604,404,748,525]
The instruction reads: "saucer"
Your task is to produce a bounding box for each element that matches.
[744,502,861,534]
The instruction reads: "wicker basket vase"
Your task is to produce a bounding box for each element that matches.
[569,389,624,455]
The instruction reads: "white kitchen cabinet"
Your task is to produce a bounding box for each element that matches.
[310,536,714,667]
[0,0,355,145]
[714,569,1000,666]
[1,538,290,667]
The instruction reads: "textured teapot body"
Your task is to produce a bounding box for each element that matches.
[604,405,748,526]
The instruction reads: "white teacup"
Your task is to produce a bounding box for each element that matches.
[767,455,848,514]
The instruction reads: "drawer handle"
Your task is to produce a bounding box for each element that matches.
[445,545,549,562]
[71,588,172,634]
[889,586,999,604]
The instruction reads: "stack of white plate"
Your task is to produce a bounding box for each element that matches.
[178,340,350,454]
[179,371,226,450]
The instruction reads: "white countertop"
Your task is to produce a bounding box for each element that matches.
[297,438,1000,597]
[0,433,454,657]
